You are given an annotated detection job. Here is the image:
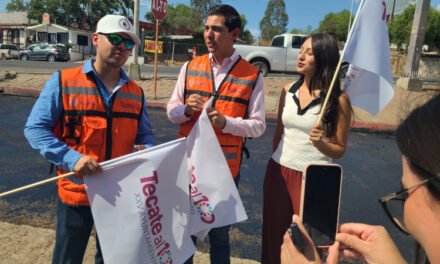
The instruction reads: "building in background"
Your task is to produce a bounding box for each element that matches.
[0,12,37,49]
[26,22,93,61]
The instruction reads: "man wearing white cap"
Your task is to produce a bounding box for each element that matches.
[24,14,154,263]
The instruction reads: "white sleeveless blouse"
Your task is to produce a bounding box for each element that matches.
[272,80,331,171]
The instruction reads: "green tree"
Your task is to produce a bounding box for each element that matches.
[259,0,288,42]
[6,0,28,12]
[425,7,440,51]
[191,0,221,21]
[59,0,88,27]
[388,4,414,51]
[116,0,135,18]
[317,10,352,42]
[389,5,440,52]
[389,4,440,52]
[145,3,203,35]
[290,25,313,35]
[239,14,254,44]
[145,3,253,43]
[20,0,133,28]
[27,0,60,23]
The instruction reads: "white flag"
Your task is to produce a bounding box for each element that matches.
[85,139,196,264]
[186,98,248,239]
[342,0,394,115]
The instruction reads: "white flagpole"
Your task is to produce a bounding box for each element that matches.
[316,0,365,124]
[340,0,365,60]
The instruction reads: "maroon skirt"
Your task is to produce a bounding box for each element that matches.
[261,158,302,264]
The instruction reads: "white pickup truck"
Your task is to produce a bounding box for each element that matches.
[234,33,306,76]
[235,33,348,77]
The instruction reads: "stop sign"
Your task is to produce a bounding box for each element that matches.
[151,0,167,21]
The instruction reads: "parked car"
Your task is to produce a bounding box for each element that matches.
[18,44,70,62]
[0,44,19,60]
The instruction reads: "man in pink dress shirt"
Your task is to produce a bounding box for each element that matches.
[166,4,265,264]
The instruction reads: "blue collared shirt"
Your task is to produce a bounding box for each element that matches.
[24,60,154,172]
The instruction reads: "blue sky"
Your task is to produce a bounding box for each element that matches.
[142,0,440,38]
[145,0,364,38]
[141,0,440,37]
[2,0,440,39]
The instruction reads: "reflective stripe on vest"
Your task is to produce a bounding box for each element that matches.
[179,55,259,177]
[56,66,143,206]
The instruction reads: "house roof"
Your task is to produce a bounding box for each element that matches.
[27,23,93,34]
[0,12,36,26]
[27,23,69,32]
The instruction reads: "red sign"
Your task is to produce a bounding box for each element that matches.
[151,0,167,21]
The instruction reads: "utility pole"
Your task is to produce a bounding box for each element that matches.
[389,0,396,21]
[128,0,141,80]
[403,0,430,78]
[347,0,355,35]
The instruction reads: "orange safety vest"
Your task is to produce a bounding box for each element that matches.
[55,66,144,206]
[179,55,259,177]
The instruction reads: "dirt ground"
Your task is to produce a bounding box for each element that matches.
[0,71,438,263]
[0,222,258,264]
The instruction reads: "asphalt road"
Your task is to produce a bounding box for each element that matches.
[0,59,180,75]
[0,94,418,262]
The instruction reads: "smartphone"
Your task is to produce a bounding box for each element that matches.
[299,163,343,248]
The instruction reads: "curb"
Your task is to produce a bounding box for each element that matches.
[1,87,41,97]
[0,86,397,133]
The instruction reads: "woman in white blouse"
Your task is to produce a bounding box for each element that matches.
[261,33,352,264]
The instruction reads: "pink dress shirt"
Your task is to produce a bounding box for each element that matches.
[166,50,266,138]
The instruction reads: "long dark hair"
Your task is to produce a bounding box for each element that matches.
[396,94,440,200]
[306,33,349,137]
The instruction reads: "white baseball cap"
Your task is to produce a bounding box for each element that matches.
[96,15,140,45]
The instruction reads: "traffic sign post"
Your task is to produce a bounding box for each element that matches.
[151,0,167,99]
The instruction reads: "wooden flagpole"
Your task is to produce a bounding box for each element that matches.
[0,138,186,198]
[0,171,76,198]
[316,0,364,125]
[316,58,344,124]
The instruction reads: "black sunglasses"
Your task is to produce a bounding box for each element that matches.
[100,33,134,50]
[378,179,429,235]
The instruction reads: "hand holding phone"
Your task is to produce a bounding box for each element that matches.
[289,222,305,252]
[281,215,328,264]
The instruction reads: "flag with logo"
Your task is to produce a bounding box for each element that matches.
[84,138,196,264]
[186,97,248,239]
[342,0,394,115]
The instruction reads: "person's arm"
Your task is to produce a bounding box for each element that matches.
[309,93,352,159]
[217,74,266,138]
[272,83,288,152]
[167,62,194,124]
[23,72,83,172]
[326,223,406,264]
[135,97,155,148]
